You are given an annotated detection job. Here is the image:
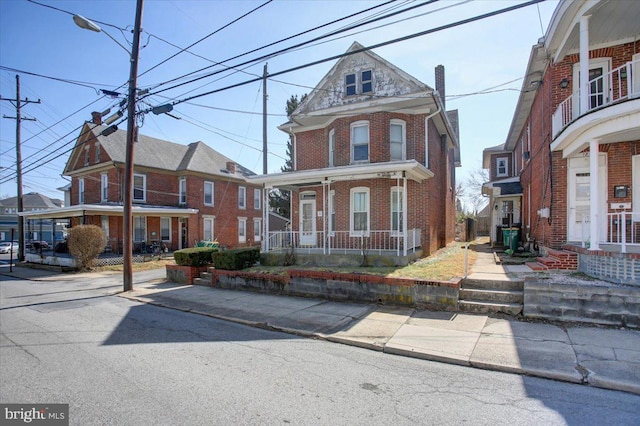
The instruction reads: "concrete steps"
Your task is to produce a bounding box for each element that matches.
[459,278,523,315]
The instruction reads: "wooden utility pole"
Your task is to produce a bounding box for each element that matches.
[1,75,40,262]
[262,63,268,175]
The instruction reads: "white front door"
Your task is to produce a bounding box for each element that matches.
[568,155,607,242]
[299,199,316,246]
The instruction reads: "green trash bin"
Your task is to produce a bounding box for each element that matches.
[502,228,519,251]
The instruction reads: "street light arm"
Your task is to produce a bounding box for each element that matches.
[73,14,131,54]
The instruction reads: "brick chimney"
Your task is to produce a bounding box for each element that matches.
[435,65,445,110]
[226,161,236,174]
[91,111,102,125]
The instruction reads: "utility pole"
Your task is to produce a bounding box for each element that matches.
[1,75,41,262]
[123,0,145,292]
[262,63,268,175]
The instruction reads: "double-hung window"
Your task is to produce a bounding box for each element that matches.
[253,218,261,242]
[350,187,369,236]
[238,218,247,243]
[204,181,214,206]
[328,129,335,167]
[101,174,108,202]
[391,187,404,234]
[254,188,261,210]
[361,70,373,93]
[133,216,146,242]
[238,186,246,209]
[345,73,356,96]
[179,178,187,205]
[133,174,146,202]
[351,121,369,163]
[496,158,509,177]
[160,217,171,242]
[203,216,214,241]
[78,178,85,204]
[329,190,336,234]
[390,119,406,161]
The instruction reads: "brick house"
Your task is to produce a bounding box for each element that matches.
[250,42,460,265]
[20,121,263,255]
[483,0,640,284]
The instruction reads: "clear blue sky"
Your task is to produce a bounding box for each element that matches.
[0,0,558,209]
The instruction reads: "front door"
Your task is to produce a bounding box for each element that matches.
[568,155,607,242]
[299,199,316,246]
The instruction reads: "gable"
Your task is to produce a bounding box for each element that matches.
[295,42,430,116]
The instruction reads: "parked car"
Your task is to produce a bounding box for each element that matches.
[26,240,50,251]
[0,241,19,254]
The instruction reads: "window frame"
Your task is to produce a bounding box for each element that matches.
[345,73,356,96]
[496,157,509,177]
[203,216,215,241]
[133,173,146,202]
[329,190,336,235]
[361,69,373,93]
[350,121,370,163]
[160,217,171,242]
[350,187,370,236]
[95,143,101,163]
[133,216,147,242]
[253,218,261,242]
[78,178,85,204]
[328,129,335,167]
[238,217,247,243]
[390,187,404,235]
[204,181,214,206]
[390,119,406,161]
[254,188,261,210]
[179,177,187,205]
[238,186,246,209]
[101,173,108,202]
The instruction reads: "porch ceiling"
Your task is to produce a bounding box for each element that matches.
[248,160,434,188]
[547,0,640,63]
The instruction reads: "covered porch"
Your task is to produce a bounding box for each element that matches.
[250,160,432,263]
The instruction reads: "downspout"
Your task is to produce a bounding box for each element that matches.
[423,91,442,168]
[287,127,297,171]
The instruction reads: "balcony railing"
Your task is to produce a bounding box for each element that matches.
[605,212,640,253]
[552,59,640,138]
[267,229,421,256]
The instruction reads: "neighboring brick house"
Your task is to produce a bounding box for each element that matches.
[250,42,460,265]
[481,143,523,246]
[21,121,263,253]
[484,0,640,284]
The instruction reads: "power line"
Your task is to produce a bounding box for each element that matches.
[152,0,546,110]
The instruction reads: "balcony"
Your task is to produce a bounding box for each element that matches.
[552,59,640,138]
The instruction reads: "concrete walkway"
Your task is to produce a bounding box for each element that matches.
[2,260,639,396]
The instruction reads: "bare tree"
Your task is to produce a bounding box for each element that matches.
[459,167,489,215]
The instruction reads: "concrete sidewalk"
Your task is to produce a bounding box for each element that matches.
[3,261,640,395]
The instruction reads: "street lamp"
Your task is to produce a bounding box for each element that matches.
[73,1,144,292]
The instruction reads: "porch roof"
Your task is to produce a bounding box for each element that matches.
[18,204,199,220]
[248,160,434,188]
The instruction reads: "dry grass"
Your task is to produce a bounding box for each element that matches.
[91,238,483,282]
[245,239,484,281]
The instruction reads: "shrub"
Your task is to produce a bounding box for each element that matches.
[211,247,260,270]
[174,247,217,267]
[68,225,106,270]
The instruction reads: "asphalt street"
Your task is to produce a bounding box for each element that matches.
[2,273,640,425]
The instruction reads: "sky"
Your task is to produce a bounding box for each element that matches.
[0,0,559,210]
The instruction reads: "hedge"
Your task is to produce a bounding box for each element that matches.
[174,247,218,267]
[211,247,260,270]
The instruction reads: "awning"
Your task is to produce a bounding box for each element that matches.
[18,204,199,220]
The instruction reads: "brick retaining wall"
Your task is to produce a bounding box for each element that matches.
[209,268,459,310]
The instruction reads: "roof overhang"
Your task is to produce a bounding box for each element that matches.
[504,43,548,151]
[279,93,436,133]
[248,160,434,188]
[546,0,640,63]
[18,204,199,220]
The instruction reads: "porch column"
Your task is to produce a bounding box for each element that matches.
[579,15,591,115]
[322,180,326,255]
[327,180,332,255]
[396,176,400,256]
[403,174,408,257]
[589,140,600,251]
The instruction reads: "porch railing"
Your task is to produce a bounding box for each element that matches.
[552,59,640,138]
[606,212,640,253]
[267,229,421,256]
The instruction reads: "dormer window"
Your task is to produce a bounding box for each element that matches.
[361,70,372,93]
[345,73,356,96]
[496,157,509,177]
